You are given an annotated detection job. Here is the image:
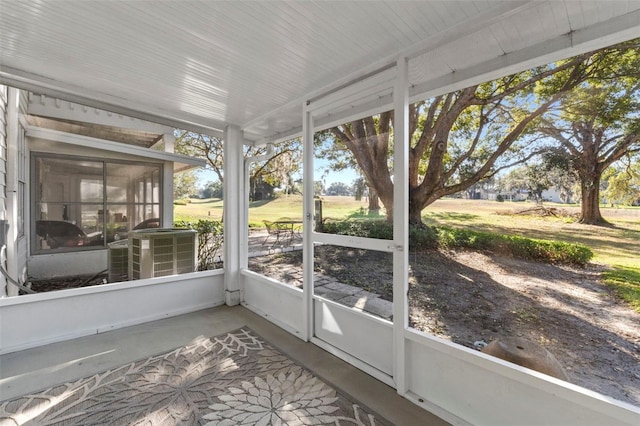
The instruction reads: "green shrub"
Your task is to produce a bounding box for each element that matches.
[322,219,393,239]
[408,226,439,251]
[321,219,593,266]
[174,219,224,270]
[174,199,189,205]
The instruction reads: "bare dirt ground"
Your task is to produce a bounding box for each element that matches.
[406,250,640,406]
[28,273,108,293]
[269,246,640,406]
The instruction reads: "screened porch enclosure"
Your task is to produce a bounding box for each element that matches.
[1,2,640,425]
[235,61,639,425]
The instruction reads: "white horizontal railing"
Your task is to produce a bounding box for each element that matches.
[403,327,640,426]
[312,296,394,386]
[312,232,395,252]
[240,269,305,339]
[0,270,225,355]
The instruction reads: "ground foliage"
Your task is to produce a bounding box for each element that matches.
[174,219,224,270]
[321,219,592,265]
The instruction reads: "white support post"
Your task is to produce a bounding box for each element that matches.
[163,132,175,153]
[302,104,315,341]
[162,162,174,228]
[3,88,20,298]
[162,132,175,229]
[224,125,243,306]
[392,57,410,394]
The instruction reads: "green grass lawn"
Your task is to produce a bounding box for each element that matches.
[174,194,370,227]
[174,198,224,222]
[175,196,640,311]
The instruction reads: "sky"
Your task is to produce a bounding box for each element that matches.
[313,158,360,188]
[194,157,360,190]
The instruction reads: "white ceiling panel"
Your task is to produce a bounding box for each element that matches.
[1,1,639,143]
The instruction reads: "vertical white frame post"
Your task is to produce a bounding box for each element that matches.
[223,125,243,306]
[163,132,175,153]
[302,103,314,341]
[4,88,20,297]
[162,162,174,228]
[162,131,176,227]
[392,57,410,394]
[160,126,175,228]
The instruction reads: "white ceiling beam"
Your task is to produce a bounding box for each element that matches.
[306,68,395,116]
[409,8,640,103]
[27,93,174,135]
[25,126,206,169]
[248,129,303,147]
[1,67,227,138]
[313,93,394,132]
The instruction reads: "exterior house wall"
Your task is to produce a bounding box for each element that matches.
[0,90,204,282]
[0,88,221,355]
[542,186,575,203]
[26,138,169,279]
[6,89,29,296]
[0,86,7,297]
[0,86,28,297]
[542,187,562,203]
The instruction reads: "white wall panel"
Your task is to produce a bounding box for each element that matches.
[0,271,224,354]
[241,270,304,338]
[405,331,640,426]
[314,298,393,376]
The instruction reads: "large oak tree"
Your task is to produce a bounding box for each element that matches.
[327,40,639,225]
[536,44,640,224]
[175,131,301,200]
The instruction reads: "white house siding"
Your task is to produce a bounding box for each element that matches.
[0,88,30,297]
[0,86,7,218]
[13,90,29,294]
[542,187,573,203]
[0,86,8,297]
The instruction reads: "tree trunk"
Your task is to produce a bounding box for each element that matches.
[409,201,423,226]
[579,173,606,224]
[249,177,255,202]
[368,190,380,214]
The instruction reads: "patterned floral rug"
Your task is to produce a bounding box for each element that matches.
[0,328,389,425]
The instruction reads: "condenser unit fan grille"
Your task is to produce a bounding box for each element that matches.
[107,239,129,282]
[128,229,197,280]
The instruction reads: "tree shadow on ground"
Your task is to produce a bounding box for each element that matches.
[407,250,640,406]
[249,199,277,208]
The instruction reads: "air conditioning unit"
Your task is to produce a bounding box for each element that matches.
[107,239,129,282]
[128,228,198,280]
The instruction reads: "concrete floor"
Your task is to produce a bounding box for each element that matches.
[0,305,449,425]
